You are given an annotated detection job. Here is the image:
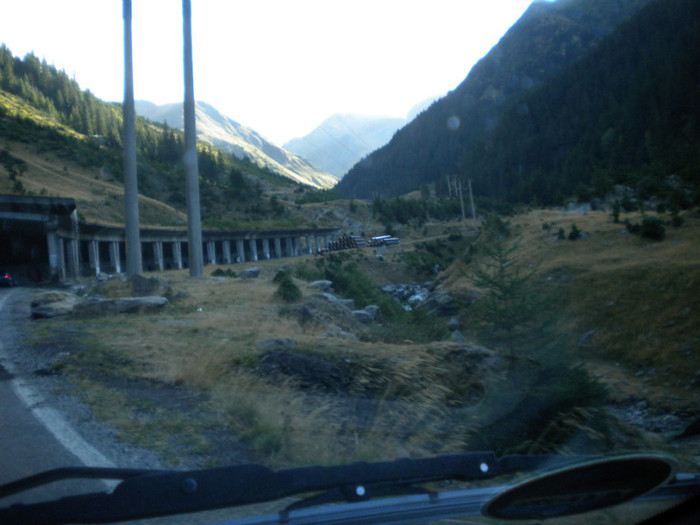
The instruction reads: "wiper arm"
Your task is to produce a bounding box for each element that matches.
[0,452,577,524]
[0,453,691,525]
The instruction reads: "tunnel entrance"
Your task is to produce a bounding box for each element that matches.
[0,194,76,284]
[0,219,50,283]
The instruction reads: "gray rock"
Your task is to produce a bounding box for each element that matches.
[447,317,460,332]
[352,309,374,324]
[319,293,355,310]
[308,280,333,292]
[321,327,358,340]
[420,291,459,317]
[363,305,380,321]
[72,296,168,317]
[450,330,467,343]
[130,274,170,297]
[30,291,83,319]
[239,267,261,279]
[257,338,298,352]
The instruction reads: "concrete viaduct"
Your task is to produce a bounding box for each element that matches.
[0,195,338,282]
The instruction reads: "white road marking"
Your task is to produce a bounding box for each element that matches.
[0,289,116,470]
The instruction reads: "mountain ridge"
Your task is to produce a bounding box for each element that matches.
[135,100,338,189]
[336,0,655,200]
[283,96,439,179]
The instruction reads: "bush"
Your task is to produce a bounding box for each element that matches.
[568,224,582,241]
[640,215,665,240]
[212,268,236,278]
[274,272,302,303]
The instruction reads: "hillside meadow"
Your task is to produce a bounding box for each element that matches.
[25,207,700,472]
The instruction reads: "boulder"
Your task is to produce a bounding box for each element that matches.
[321,327,358,340]
[31,291,83,319]
[351,309,374,324]
[239,267,261,279]
[257,338,298,352]
[420,290,459,317]
[258,351,353,394]
[450,330,467,343]
[352,305,380,323]
[308,280,333,292]
[130,274,170,297]
[363,305,380,320]
[72,296,168,317]
[319,292,355,310]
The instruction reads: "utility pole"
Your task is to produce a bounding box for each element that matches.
[122,0,142,277]
[183,0,203,276]
[455,176,468,233]
[468,179,478,230]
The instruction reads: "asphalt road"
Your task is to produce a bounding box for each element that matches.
[0,287,109,508]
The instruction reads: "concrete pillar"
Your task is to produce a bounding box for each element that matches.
[274,237,282,258]
[294,237,302,256]
[46,231,61,277]
[315,235,321,254]
[236,239,245,263]
[153,241,164,271]
[206,241,217,265]
[173,241,183,270]
[285,237,293,257]
[66,239,80,278]
[306,236,313,255]
[222,240,232,264]
[262,238,270,259]
[109,241,121,273]
[58,237,67,281]
[88,240,101,276]
[249,239,258,261]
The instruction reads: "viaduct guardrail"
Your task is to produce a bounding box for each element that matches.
[0,195,338,280]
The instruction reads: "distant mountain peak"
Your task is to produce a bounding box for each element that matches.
[283,97,439,179]
[135,101,337,189]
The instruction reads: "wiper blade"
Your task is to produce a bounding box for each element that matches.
[0,452,573,524]
[0,453,691,525]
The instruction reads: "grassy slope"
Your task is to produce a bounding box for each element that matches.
[24,206,699,472]
[0,90,186,225]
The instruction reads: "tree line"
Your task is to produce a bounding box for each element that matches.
[0,45,290,223]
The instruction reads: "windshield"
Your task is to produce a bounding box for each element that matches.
[1,1,699,524]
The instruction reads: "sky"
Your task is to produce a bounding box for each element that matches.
[0,0,538,146]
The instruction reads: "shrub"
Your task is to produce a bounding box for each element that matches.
[625,220,641,234]
[212,268,236,278]
[568,224,582,241]
[612,201,621,223]
[640,215,665,240]
[274,272,302,303]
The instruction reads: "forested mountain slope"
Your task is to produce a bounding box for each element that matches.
[0,45,308,227]
[460,0,700,205]
[336,0,654,201]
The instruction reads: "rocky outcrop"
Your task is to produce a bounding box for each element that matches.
[72,296,168,317]
[30,290,168,319]
[30,291,83,319]
[239,267,261,279]
[130,275,171,297]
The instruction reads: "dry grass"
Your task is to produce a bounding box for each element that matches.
[0,137,186,225]
[28,207,700,469]
[62,262,471,466]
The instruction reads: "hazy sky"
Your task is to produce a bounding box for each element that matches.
[0,1,537,145]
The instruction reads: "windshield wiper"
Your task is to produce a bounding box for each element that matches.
[0,453,697,525]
